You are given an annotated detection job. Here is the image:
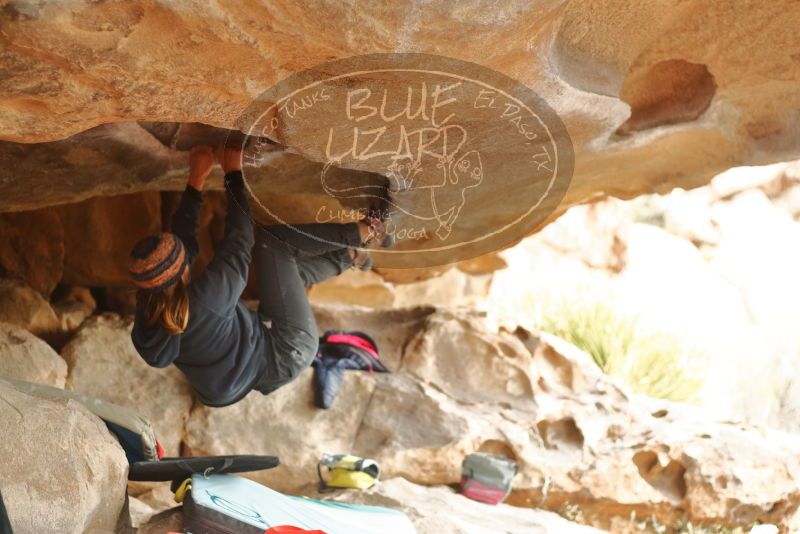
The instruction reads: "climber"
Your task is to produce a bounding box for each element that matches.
[127,143,393,407]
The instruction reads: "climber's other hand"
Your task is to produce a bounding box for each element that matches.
[217,143,243,174]
[188,145,214,191]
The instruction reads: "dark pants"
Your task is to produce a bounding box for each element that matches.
[252,222,361,395]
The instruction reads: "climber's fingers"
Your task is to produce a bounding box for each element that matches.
[190,145,214,171]
[190,145,213,159]
[217,143,243,174]
[188,145,215,190]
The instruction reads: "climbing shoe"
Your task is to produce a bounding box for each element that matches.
[348,247,373,271]
[362,207,394,249]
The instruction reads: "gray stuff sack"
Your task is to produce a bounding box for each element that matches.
[460,452,518,504]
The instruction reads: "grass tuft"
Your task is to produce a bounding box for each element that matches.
[534,300,703,403]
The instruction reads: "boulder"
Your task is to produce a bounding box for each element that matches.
[313,304,435,370]
[0,322,67,387]
[0,121,186,212]
[332,477,604,534]
[130,483,177,518]
[456,253,508,275]
[56,191,163,288]
[662,187,721,245]
[487,225,624,336]
[184,368,377,493]
[774,184,800,220]
[708,190,800,329]
[402,310,537,405]
[347,372,480,487]
[390,268,492,309]
[103,286,139,316]
[535,199,629,272]
[0,209,64,296]
[61,314,193,456]
[309,270,398,308]
[0,379,128,534]
[612,222,752,344]
[309,267,492,309]
[135,507,183,534]
[0,278,61,341]
[126,497,157,530]
[182,305,800,531]
[704,189,800,429]
[710,163,789,201]
[2,2,800,267]
[51,286,97,335]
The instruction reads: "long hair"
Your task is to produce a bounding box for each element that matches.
[137,280,190,335]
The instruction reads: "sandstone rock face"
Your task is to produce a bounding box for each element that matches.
[129,483,177,519]
[2,1,799,267]
[61,314,194,456]
[51,286,97,334]
[0,191,164,292]
[0,209,64,295]
[0,322,67,387]
[309,270,399,308]
[0,379,128,534]
[308,267,492,309]
[486,161,800,432]
[182,305,800,531]
[185,368,377,492]
[0,279,101,346]
[0,278,61,340]
[125,496,158,530]
[1,294,797,531]
[332,477,604,534]
[312,304,435,370]
[56,191,163,287]
[135,508,183,534]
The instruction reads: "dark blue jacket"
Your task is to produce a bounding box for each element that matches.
[131,172,268,407]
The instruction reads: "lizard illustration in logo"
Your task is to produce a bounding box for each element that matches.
[320,124,485,240]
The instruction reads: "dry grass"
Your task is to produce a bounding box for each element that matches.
[534,300,703,403]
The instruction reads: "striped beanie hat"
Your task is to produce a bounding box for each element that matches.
[128,233,187,292]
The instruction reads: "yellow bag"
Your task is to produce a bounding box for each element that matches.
[317,454,380,491]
